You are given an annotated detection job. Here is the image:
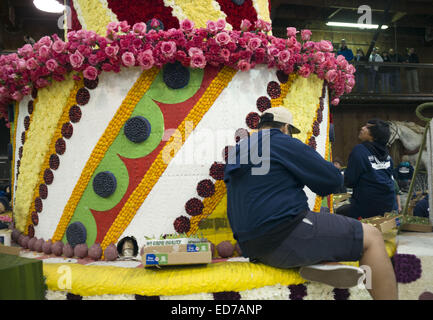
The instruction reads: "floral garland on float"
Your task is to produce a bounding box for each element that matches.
[0,18,356,125]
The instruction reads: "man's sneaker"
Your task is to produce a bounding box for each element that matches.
[299,263,365,289]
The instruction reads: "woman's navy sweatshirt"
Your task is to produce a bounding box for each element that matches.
[344,142,396,218]
[224,129,343,246]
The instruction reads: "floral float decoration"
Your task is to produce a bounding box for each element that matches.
[0,18,355,124]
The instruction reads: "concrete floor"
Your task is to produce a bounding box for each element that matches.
[397,231,433,256]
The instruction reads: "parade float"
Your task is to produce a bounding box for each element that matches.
[0,0,416,300]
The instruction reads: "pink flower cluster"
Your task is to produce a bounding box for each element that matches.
[0,19,355,123]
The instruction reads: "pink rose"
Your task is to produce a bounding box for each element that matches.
[262,21,272,33]
[132,22,147,35]
[298,65,311,78]
[278,50,291,63]
[267,46,279,57]
[88,54,99,66]
[255,19,265,31]
[17,59,27,71]
[313,52,325,63]
[161,41,176,57]
[325,70,338,83]
[319,40,333,52]
[240,19,252,32]
[301,29,312,41]
[331,98,340,106]
[180,19,194,33]
[69,51,84,68]
[38,45,50,59]
[52,40,66,53]
[11,91,22,101]
[188,47,203,57]
[36,78,49,88]
[206,21,218,34]
[286,27,298,38]
[121,52,135,67]
[215,32,230,46]
[137,50,154,69]
[237,60,251,72]
[104,45,119,57]
[26,58,39,70]
[150,18,160,29]
[119,20,130,33]
[45,59,58,72]
[83,66,98,80]
[101,63,113,72]
[18,44,34,57]
[220,48,230,61]
[37,36,53,49]
[216,19,226,31]
[247,37,261,51]
[190,54,206,69]
[107,22,119,34]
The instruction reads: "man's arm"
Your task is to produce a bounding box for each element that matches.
[275,138,343,197]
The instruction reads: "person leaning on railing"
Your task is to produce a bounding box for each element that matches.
[388,49,403,93]
[353,48,367,93]
[404,48,420,93]
[367,48,383,93]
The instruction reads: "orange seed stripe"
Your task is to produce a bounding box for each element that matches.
[51,68,160,242]
[101,66,237,250]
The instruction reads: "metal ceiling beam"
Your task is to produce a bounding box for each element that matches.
[273,0,433,15]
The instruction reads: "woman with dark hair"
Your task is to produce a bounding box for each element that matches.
[337,119,396,219]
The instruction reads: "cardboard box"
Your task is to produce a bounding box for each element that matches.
[400,223,433,233]
[0,244,21,255]
[363,215,402,233]
[142,242,211,267]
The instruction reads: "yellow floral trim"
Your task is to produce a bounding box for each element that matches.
[171,0,228,29]
[43,239,396,297]
[24,80,83,233]
[252,0,271,24]
[282,74,322,145]
[10,102,19,204]
[188,180,226,236]
[100,66,237,253]
[14,77,75,232]
[74,0,113,36]
[51,68,160,242]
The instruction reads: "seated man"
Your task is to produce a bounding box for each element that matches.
[343,119,396,219]
[224,108,397,300]
[414,194,429,218]
[394,160,414,193]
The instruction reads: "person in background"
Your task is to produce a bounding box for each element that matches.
[353,48,367,93]
[337,39,354,62]
[23,35,35,45]
[333,158,347,194]
[0,186,10,214]
[404,48,420,93]
[342,119,396,219]
[394,160,414,193]
[388,48,402,93]
[368,47,383,93]
[414,194,429,218]
[381,51,391,93]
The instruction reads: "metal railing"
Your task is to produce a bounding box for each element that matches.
[349,62,433,95]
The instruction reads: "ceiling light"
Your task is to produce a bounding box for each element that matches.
[326,22,388,30]
[33,0,65,13]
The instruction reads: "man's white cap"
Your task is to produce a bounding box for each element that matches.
[261,107,301,134]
